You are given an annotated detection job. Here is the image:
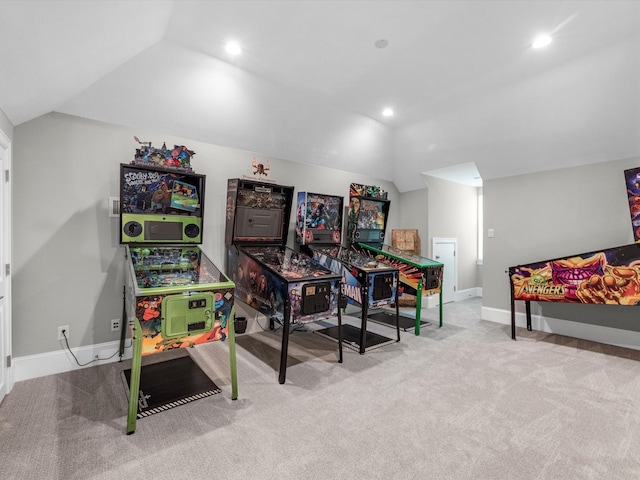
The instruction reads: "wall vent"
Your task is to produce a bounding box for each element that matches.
[109,197,120,217]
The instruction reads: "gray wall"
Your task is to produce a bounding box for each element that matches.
[424,176,479,291]
[395,180,480,294]
[396,188,429,253]
[484,156,640,331]
[12,112,404,357]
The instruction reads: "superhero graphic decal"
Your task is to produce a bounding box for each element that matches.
[510,244,640,305]
[624,167,640,241]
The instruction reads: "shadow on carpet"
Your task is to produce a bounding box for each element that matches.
[235,328,341,373]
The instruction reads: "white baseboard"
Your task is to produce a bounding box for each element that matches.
[481,305,640,351]
[13,340,133,383]
[424,287,482,309]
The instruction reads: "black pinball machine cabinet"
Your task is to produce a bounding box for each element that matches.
[225,178,343,384]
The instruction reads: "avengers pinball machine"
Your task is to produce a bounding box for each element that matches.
[508,243,640,340]
[296,191,401,353]
[119,159,237,434]
[225,178,344,384]
[509,167,640,340]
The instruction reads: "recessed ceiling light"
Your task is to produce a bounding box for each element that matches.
[382,108,394,117]
[374,39,388,49]
[225,41,242,55]
[532,34,552,49]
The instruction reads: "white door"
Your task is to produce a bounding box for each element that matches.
[433,238,456,304]
[0,130,11,402]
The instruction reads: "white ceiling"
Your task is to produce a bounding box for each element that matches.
[1,1,639,191]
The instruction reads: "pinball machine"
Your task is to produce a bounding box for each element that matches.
[508,166,640,339]
[225,178,344,384]
[345,183,444,335]
[119,155,237,434]
[355,243,444,334]
[297,190,401,353]
[508,243,640,339]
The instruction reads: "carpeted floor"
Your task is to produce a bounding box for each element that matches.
[1,297,640,479]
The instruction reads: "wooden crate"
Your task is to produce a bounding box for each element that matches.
[392,229,420,306]
[392,229,420,254]
[398,292,417,306]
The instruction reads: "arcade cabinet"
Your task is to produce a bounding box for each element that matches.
[119,160,237,434]
[297,191,401,353]
[225,178,344,384]
[347,183,444,335]
[508,166,640,339]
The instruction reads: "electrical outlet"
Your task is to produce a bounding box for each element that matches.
[110,319,121,332]
[58,325,69,341]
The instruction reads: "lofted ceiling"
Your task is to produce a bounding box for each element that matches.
[0,1,639,191]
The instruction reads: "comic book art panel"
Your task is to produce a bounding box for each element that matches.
[345,183,390,248]
[295,191,344,245]
[624,167,640,242]
[346,196,390,247]
[121,164,203,216]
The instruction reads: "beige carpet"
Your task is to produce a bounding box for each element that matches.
[1,297,640,479]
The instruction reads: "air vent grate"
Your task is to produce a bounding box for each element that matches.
[109,196,120,217]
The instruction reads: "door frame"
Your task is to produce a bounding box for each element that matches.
[0,128,12,401]
[432,237,457,304]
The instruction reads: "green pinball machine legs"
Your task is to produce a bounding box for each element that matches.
[438,289,443,328]
[126,304,239,434]
[126,318,143,435]
[414,278,424,336]
[413,278,444,336]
